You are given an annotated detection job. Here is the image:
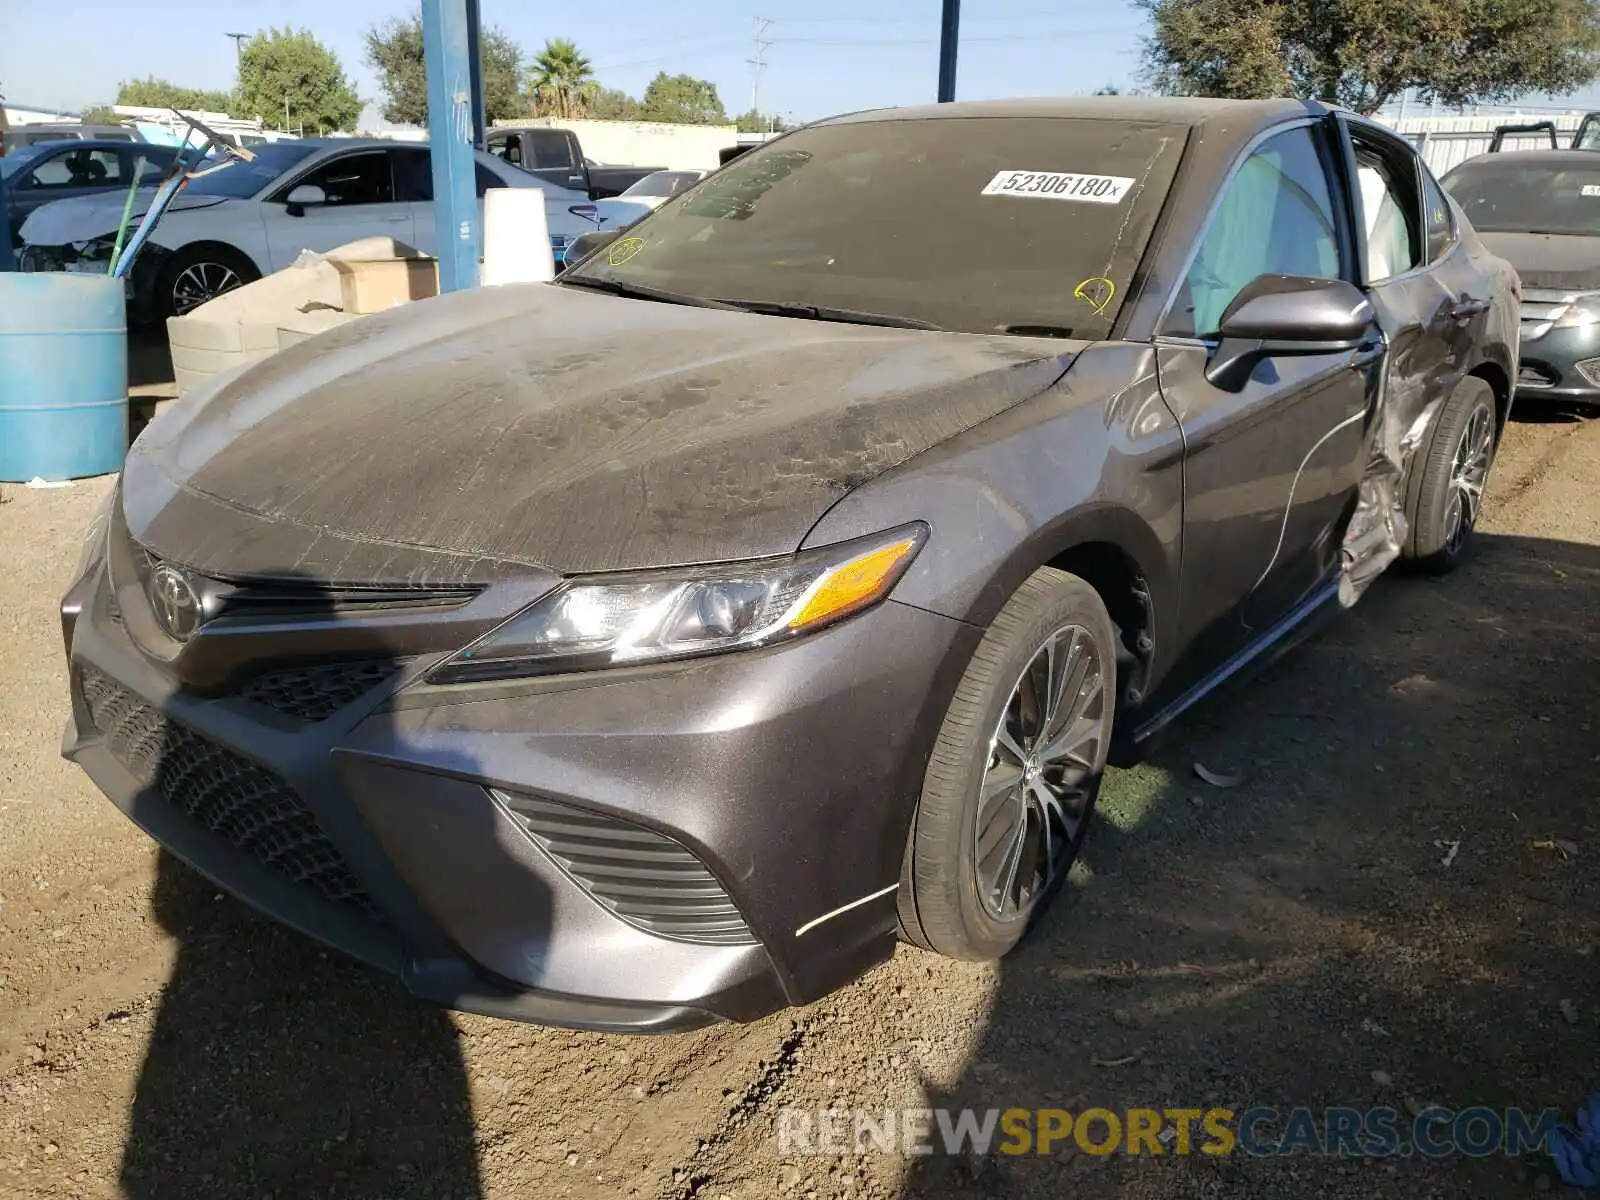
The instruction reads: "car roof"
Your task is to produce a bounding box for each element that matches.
[21,139,174,154]
[819,95,1313,129]
[1451,148,1597,171]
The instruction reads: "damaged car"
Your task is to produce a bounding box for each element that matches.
[19,138,598,321]
[61,97,1517,1032]
[1442,149,1600,408]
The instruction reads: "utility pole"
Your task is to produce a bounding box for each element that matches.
[226,32,248,109]
[937,0,960,103]
[749,17,775,120]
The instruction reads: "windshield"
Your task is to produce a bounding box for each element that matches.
[183,142,318,198]
[622,170,702,198]
[0,143,49,177]
[1442,159,1600,236]
[563,116,1189,337]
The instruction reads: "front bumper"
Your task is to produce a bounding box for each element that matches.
[62,554,976,1031]
[1517,320,1600,401]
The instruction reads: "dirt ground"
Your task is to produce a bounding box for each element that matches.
[0,398,1595,1200]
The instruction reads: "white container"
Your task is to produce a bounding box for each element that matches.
[481,187,554,286]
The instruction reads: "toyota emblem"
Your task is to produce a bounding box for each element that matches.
[147,564,204,642]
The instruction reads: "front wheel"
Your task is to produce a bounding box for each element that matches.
[155,244,260,320]
[1403,376,1497,572]
[897,567,1117,961]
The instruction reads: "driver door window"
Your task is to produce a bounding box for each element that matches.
[262,151,412,271]
[1169,126,1343,337]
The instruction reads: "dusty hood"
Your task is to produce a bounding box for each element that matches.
[1478,230,1600,291]
[20,191,229,247]
[123,283,1076,586]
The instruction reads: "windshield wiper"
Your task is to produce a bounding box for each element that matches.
[717,299,942,330]
[1000,323,1077,339]
[557,275,739,309]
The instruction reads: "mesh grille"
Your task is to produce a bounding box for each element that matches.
[78,667,385,923]
[241,660,406,722]
[495,791,757,946]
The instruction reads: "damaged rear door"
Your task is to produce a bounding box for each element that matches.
[1332,116,1491,597]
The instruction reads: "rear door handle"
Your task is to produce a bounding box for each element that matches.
[1450,298,1489,320]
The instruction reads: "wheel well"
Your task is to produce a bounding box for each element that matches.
[1469,361,1512,436]
[163,240,263,277]
[1046,541,1154,707]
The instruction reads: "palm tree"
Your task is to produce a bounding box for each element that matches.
[528,39,594,119]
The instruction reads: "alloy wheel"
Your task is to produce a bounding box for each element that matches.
[1443,402,1493,555]
[171,261,243,316]
[974,624,1107,921]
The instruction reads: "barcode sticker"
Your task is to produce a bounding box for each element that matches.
[981,170,1135,204]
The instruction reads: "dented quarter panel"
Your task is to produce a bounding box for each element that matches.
[121,282,1072,585]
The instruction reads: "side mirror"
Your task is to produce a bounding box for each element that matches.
[284,183,326,217]
[562,228,621,271]
[1207,274,1376,391]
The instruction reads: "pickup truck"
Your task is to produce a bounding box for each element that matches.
[486,126,664,200]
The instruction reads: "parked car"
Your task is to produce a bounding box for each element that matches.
[1,140,182,246]
[2,122,144,153]
[18,138,598,321]
[61,97,1516,1032]
[594,169,710,229]
[486,125,664,199]
[1442,150,1600,407]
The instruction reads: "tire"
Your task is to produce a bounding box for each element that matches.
[897,567,1118,960]
[1402,376,1497,572]
[155,244,260,321]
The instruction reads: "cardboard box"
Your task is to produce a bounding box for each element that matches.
[330,256,439,315]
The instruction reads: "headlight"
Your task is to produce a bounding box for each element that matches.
[427,524,927,684]
[1555,292,1600,328]
[70,481,118,585]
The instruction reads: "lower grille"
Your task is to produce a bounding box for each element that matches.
[495,791,758,946]
[77,666,385,923]
[241,659,406,722]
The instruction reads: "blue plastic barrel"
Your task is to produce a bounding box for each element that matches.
[0,273,128,482]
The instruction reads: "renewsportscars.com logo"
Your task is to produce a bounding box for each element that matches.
[776,1105,1564,1159]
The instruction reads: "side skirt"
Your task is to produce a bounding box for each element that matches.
[1114,572,1344,761]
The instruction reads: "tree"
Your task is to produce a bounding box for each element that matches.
[79,105,124,125]
[365,12,523,125]
[586,87,643,121]
[640,73,728,124]
[115,77,236,115]
[734,109,790,133]
[1139,0,1600,115]
[527,38,595,118]
[238,27,362,134]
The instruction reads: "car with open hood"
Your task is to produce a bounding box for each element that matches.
[1442,149,1600,407]
[61,97,1517,1032]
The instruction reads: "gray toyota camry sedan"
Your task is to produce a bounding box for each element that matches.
[61,97,1518,1032]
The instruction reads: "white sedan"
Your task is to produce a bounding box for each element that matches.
[17,139,599,320]
[594,170,710,230]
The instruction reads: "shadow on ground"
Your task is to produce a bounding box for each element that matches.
[108,576,527,1200]
[901,532,1599,1199]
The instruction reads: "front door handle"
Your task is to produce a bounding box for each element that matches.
[1450,298,1489,320]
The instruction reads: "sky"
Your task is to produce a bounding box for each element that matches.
[5,0,1600,128]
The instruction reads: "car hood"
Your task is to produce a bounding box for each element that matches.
[20,191,230,247]
[1477,230,1600,291]
[123,283,1079,586]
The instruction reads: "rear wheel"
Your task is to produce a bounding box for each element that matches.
[156,244,260,320]
[1403,376,1497,572]
[897,568,1117,960]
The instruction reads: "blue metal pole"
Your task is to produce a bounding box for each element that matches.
[0,175,16,272]
[422,0,480,292]
[465,0,487,148]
